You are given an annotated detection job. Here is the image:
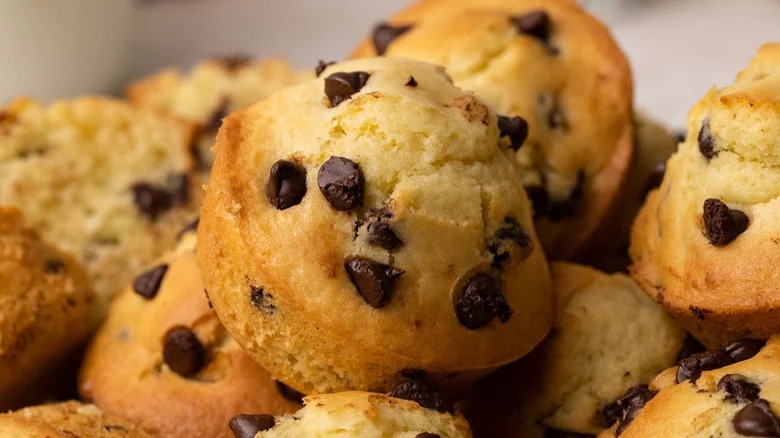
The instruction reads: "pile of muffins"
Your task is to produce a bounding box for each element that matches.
[0,0,778,437]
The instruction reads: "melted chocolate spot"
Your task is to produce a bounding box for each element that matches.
[344,257,404,308]
[389,380,453,413]
[454,273,512,330]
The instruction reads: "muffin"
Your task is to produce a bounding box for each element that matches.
[630,43,780,347]
[127,56,310,176]
[230,391,472,438]
[584,112,680,272]
[0,401,152,438]
[350,0,634,260]
[461,262,685,438]
[198,56,553,394]
[0,207,93,411]
[599,336,779,437]
[0,96,200,318]
[79,230,302,438]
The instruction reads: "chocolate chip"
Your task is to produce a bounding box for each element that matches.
[676,131,686,144]
[615,385,656,436]
[548,101,568,131]
[228,414,276,438]
[405,76,418,87]
[44,258,66,273]
[497,115,529,151]
[547,171,584,221]
[488,217,534,267]
[642,162,666,198]
[275,381,305,404]
[315,60,336,77]
[545,430,596,438]
[454,273,512,330]
[318,156,364,210]
[266,160,307,210]
[415,434,440,438]
[133,264,168,299]
[690,305,713,320]
[677,334,706,361]
[676,349,733,383]
[602,401,621,427]
[162,326,205,377]
[726,339,766,362]
[718,374,761,403]
[132,183,173,221]
[698,118,715,160]
[205,98,230,132]
[512,10,551,40]
[524,184,549,218]
[177,216,200,240]
[250,286,277,314]
[168,173,191,205]
[372,22,412,55]
[344,257,404,308]
[400,368,428,380]
[389,380,453,413]
[215,54,252,72]
[367,221,403,251]
[702,198,749,246]
[324,71,371,106]
[733,399,780,437]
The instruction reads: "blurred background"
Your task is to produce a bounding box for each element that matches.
[0,0,778,129]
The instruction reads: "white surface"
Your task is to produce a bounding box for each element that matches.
[1,0,778,129]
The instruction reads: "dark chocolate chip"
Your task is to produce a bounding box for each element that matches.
[317,156,364,211]
[228,414,276,438]
[215,54,252,72]
[162,326,205,378]
[324,71,371,107]
[512,10,551,40]
[367,221,403,251]
[548,101,569,131]
[168,173,191,205]
[315,60,336,77]
[524,184,549,219]
[488,216,534,267]
[132,264,169,299]
[205,99,230,133]
[642,162,666,198]
[44,258,66,273]
[615,385,657,436]
[702,198,749,246]
[132,182,173,221]
[415,434,441,438]
[266,160,307,210]
[250,286,277,314]
[275,381,305,404]
[389,380,453,413]
[676,131,687,144]
[602,400,621,427]
[677,334,707,361]
[405,76,418,87]
[547,171,584,221]
[732,399,780,437]
[718,374,761,403]
[372,22,412,55]
[344,257,404,308]
[698,118,716,160]
[726,339,766,362]
[497,115,529,151]
[676,349,733,383]
[545,429,596,438]
[177,216,200,240]
[454,273,512,330]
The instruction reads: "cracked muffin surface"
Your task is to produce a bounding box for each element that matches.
[350,0,633,260]
[198,56,552,394]
[630,44,780,347]
[79,231,301,438]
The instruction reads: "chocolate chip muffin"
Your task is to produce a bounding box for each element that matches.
[229,391,472,438]
[0,208,93,411]
[0,96,200,320]
[630,44,780,348]
[350,0,634,260]
[0,401,153,438]
[198,57,553,394]
[598,336,779,437]
[127,56,310,177]
[461,262,685,438]
[584,112,680,272]
[79,230,301,438]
